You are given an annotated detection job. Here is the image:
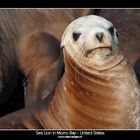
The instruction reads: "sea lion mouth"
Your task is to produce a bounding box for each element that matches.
[85,46,113,59]
[82,46,124,71]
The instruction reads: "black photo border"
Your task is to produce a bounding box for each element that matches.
[0,0,140,139]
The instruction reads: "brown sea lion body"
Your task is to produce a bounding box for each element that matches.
[0,9,94,113]
[0,15,139,129]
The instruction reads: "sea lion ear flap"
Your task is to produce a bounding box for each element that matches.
[60,32,67,49]
[60,30,66,49]
[60,42,65,49]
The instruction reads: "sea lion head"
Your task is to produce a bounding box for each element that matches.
[61,15,124,72]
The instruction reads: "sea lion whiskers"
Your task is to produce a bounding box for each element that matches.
[72,45,83,81]
[75,46,87,81]
[73,44,84,60]
[77,45,88,80]
[112,40,118,48]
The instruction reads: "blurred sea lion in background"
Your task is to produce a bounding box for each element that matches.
[0,9,94,116]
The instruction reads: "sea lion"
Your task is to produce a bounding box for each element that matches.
[57,15,140,129]
[0,9,94,115]
[0,15,139,129]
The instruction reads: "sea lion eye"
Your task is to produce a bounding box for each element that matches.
[72,32,81,41]
[108,26,114,36]
[116,31,119,37]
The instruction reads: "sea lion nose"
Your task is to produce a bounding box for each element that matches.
[96,32,103,42]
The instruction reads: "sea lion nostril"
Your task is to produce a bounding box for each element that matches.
[96,32,103,42]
